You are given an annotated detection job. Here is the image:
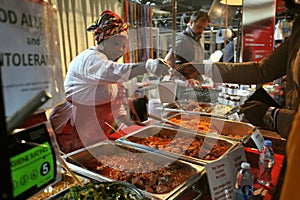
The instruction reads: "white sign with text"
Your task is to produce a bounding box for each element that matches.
[0,0,65,117]
[205,146,247,200]
[250,129,265,152]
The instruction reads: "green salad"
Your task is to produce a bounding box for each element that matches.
[60,182,145,200]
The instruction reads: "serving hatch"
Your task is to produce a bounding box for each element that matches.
[162,113,256,143]
[62,140,205,200]
[117,125,238,165]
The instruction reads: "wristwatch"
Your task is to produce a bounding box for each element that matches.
[263,106,276,128]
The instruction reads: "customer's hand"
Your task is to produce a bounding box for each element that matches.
[174,62,201,79]
[145,58,171,78]
[239,100,269,127]
[187,79,200,87]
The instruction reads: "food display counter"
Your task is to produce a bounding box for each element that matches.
[116,125,238,164]
[161,113,255,143]
[61,140,206,200]
[160,100,240,119]
[36,114,283,200]
[37,126,283,200]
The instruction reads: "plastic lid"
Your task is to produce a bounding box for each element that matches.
[264,140,272,147]
[241,162,251,169]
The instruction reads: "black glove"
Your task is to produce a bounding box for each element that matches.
[239,100,269,127]
[145,58,171,78]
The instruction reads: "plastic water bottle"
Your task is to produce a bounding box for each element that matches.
[234,162,254,200]
[257,140,275,186]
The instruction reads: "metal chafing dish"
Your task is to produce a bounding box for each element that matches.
[62,140,205,200]
[161,113,256,143]
[117,125,238,165]
[160,100,239,119]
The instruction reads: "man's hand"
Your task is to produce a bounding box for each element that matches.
[173,62,201,79]
[187,79,200,87]
[239,100,269,127]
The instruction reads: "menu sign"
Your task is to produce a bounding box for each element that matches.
[206,159,234,200]
[0,0,65,117]
[242,0,276,62]
[226,146,247,174]
[206,146,247,200]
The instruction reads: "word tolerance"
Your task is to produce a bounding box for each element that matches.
[0,52,52,66]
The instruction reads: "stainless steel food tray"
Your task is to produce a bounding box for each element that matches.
[62,140,205,200]
[117,125,238,165]
[162,113,256,143]
[160,101,239,119]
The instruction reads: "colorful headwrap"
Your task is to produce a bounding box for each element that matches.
[87,10,130,44]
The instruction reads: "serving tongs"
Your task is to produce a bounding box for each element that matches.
[59,151,84,187]
[225,105,240,117]
[148,113,192,131]
[104,121,131,141]
[60,158,83,186]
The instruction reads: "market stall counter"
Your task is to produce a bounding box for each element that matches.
[114,124,285,200]
[48,121,285,200]
[246,147,284,200]
[191,147,285,200]
[61,140,206,200]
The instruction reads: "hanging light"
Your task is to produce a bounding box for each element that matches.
[220,0,243,6]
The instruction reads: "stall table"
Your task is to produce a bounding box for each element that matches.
[27,112,286,200]
[93,125,286,200]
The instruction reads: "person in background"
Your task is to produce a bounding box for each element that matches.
[219,28,236,63]
[49,10,171,153]
[164,11,210,87]
[183,0,300,139]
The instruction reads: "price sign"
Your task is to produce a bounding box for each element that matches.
[205,158,234,200]
[205,146,247,200]
[8,123,61,200]
[250,129,265,152]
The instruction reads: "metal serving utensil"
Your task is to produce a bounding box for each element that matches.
[148,113,192,131]
[104,122,130,141]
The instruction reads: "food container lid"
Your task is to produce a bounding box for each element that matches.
[241,162,251,169]
[264,140,272,147]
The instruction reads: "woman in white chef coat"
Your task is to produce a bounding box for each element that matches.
[49,10,171,153]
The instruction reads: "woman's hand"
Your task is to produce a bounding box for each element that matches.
[145,58,172,78]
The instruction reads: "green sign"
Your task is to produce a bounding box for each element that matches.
[10,142,55,197]
[8,123,59,200]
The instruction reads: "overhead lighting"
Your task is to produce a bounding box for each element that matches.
[220,0,242,6]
